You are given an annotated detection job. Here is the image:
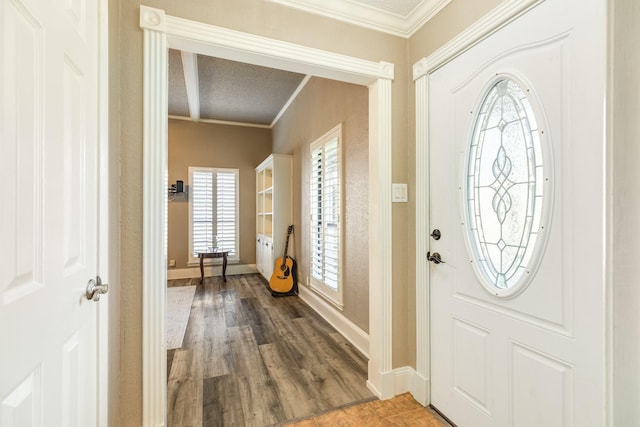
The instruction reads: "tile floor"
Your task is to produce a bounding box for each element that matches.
[280,393,451,426]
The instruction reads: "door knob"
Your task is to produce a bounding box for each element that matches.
[427,251,445,264]
[86,276,109,301]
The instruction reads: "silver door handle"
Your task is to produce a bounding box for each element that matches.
[86,276,109,301]
[427,251,446,264]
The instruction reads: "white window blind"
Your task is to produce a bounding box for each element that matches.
[189,167,239,263]
[310,124,342,307]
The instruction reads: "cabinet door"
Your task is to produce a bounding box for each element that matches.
[265,239,274,280]
[256,237,261,276]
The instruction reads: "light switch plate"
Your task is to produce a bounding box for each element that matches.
[392,183,408,203]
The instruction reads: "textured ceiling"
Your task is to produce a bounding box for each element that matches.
[197,55,305,125]
[168,49,306,126]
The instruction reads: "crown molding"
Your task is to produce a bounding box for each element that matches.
[413,0,542,80]
[266,0,451,38]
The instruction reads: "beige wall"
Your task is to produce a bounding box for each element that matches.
[273,77,369,333]
[167,120,271,269]
[611,0,640,424]
[108,0,121,426]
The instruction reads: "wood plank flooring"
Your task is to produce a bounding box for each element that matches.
[167,274,374,427]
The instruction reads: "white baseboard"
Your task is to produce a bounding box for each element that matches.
[389,366,430,406]
[367,368,396,400]
[167,264,257,280]
[408,369,430,406]
[393,366,414,395]
[298,283,370,359]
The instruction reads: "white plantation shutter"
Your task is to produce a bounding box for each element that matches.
[310,124,342,306]
[215,170,238,254]
[189,167,239,263]
[191,169,214,256]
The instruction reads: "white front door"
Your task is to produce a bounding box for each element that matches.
[429,0,606,426]
[0,0,103,425]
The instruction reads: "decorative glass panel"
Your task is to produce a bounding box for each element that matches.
[466,78,545,291]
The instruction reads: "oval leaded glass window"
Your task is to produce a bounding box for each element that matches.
[465,77,549,295]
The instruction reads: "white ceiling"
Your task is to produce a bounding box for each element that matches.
[266,0,452,37]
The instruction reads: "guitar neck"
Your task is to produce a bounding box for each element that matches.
[282,226,293,260]
[283,234,290,258]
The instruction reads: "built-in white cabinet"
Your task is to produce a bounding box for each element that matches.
[256,154,292,281]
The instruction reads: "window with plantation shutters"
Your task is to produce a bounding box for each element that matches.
[310,124,343,307]
[188,167,239,264]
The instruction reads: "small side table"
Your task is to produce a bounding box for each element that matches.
[197,251,229,283]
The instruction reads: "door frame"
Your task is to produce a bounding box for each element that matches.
[412,0,612,412]
[97,0,111,424]
[139,6,396,425]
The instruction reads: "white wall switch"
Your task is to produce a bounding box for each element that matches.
[392,183,408,202]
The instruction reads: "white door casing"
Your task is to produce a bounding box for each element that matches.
[140,6,395,425]
[416,0,606,425]
[0,0,105,425]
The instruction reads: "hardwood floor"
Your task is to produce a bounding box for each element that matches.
[167,274,375,427]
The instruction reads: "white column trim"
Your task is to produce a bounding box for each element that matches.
[366,78,394,400]
[413,73,430,406]
[163,12,394,85]
[411,0,546,409]
[141,22,168,427]
[140,5,395,424]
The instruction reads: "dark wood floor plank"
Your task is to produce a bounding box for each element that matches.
[294,318,372,400]
[259,343,322,419]
[202,293,230,378]
[236,373,286,427]
[167,377,203,427]
[203,375,246,427]
[167,274,373,426]
[227,325,268,379]
[167,348,176,378]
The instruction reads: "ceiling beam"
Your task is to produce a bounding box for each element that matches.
[180,51,200,122]
[271,75,311,128]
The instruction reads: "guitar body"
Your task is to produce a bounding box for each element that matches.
[269,256,296,294]
[268,225,298,296]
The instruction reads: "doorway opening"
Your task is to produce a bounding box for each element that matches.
[140,6,395,424]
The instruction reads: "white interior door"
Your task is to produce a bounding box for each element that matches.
[429,1,606,426]
[0,0,103,425]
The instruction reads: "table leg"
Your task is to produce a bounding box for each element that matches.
[199,255,204,284]
[222,253,227,282]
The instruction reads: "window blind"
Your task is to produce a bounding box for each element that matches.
[310,128,341,295]
[189,167,238,262]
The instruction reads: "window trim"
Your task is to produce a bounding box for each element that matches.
[309,124,343,309]
[188,166,240,265]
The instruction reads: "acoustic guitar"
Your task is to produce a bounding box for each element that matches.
[269,225,297,295]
